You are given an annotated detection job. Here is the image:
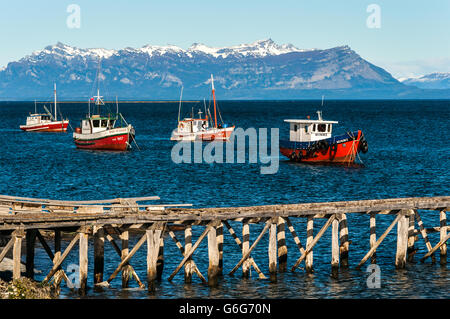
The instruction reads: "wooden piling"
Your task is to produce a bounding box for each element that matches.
[242,219,251,278]
[25,229,37,279]
[339,214,349,268]
[415,210,436,263]
[395,211,409,269]
[277,217,288,272]
[184,225,194,283]
[407,211,416,262]
[147,225,163,291]
[369,213,377,264]
[120,229,130,288]
[13,230,24,280]
[157,233,164,281]
[217,222,224,275]
[79,229,89,294]
[268,218,277,282]
[331,216,340,274]
[207,223,220,286]
[305,216,314,273]
[440,210,447,265]
[93,226,104,285]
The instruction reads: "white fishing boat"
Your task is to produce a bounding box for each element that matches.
[170,74,235,141]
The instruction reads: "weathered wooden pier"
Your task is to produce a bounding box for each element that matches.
[0,194,448,294]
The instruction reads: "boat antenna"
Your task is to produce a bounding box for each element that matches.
[321,95,324,107]
[116,96,119,114]
[203,98,207,121]
[54,83,57,121]
[178,86,183,123]
[34,99,37,114]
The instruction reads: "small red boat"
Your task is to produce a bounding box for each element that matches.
[73,90,135,151]
[279,111,368,164]
[20,84,69,132]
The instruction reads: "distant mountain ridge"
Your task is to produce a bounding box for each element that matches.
[400,72,450,90]
[0,39,447,100]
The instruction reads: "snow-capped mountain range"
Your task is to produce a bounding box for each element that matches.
[400,72,450,90]
[0,39,445,100]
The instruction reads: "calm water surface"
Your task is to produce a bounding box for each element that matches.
[0,100,448,299]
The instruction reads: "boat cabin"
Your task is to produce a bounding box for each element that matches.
[285,111,338,142]
[178,117,209,134]
[80,115,117,134]
[25,114,52,126]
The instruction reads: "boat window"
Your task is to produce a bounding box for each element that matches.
[294,125,298,132]
[92,120,100,128]
[328,124,331,132]
[313,124,316,132]
[101,120,108,127]
[318,124,326,132]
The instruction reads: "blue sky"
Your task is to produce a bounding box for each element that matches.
[0,0,448,78]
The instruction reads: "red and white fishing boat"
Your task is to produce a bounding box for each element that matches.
[170,74,235,141]
[279,111,368,164]
[20,84,69,132]
[73,90,135,151]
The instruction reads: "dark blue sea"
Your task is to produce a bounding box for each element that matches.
[0,100,448,299]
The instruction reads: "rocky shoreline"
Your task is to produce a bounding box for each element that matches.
[0,278,57,299]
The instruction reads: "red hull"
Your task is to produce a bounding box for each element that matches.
[20,122,68,132]
[280,130,364,163]
[74,133,130,151]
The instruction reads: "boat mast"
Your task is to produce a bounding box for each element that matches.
[178,86,183,123]
[54,83,57,121]
[34,99,37,114]
[211,74,217,128]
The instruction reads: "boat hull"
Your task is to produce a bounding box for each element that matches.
[171,126,235,141]
[280,130,366,163]
[20,121,69,132]
[73,127,134,151]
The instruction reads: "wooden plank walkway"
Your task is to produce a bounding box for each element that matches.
[0,195,448,294]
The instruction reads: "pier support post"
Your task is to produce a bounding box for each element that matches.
[268,217,278,282]
[305,216,314,273]
[339,214,349,268]
[184,225,194,283]
[370,213,377,264]
[217,222,224,275]
[120,229,131,288]
[407,211,416,262]
[242,219,251,278]
[207,222,220,286]
[53,230,63,287]
[79,229,89,295]
[13,230,24,280]
[395,211,409,269]
[157,234,164,281]
[331,216,340,275]
[147,224,163,292]
[25,229,37,279]
[277,217,287,273]
[440,210,447,265]
[93,226,104,285]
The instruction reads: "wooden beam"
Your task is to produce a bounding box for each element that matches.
[356,213,402,270]
[291,215,336,272]
[415,210,436,263]
[420,233,450,263]
[168,222,214,282]
[229,219,271,276]
[0,237,14,264]
[285,217,305,255]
